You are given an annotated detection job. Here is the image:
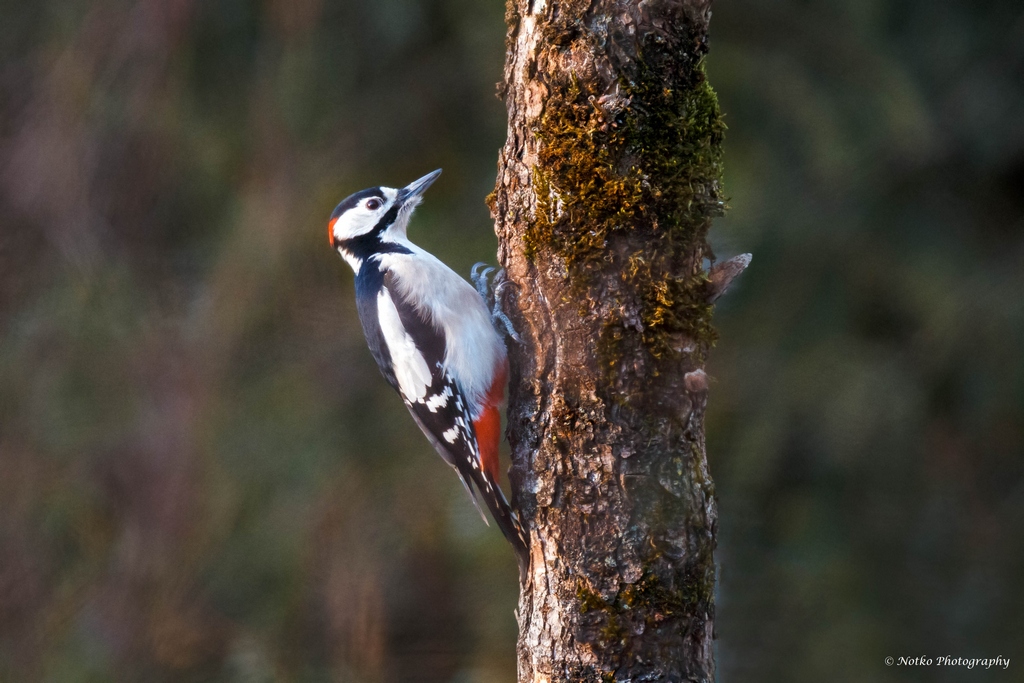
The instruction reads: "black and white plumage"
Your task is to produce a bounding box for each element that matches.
[328,169,527,571]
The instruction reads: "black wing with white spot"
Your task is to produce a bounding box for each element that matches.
[381,273,479,472]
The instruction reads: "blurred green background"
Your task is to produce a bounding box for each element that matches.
[0,1,1021,681]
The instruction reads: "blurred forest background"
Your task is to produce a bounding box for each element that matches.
[0,0,1021,681]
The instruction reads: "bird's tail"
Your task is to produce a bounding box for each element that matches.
[457,460,529,580]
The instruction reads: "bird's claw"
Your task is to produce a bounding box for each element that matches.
[471,262,495,301]
[471,264,523,344]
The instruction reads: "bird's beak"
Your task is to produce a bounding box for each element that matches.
[397,169,442,204]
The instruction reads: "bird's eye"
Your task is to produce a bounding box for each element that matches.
[366,198,383,211]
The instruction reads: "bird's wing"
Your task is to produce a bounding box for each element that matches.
[376,274,490,521]
[377,273,527,566]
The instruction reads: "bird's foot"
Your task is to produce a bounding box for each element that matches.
[471,263,522,343]
[491,270,522,343]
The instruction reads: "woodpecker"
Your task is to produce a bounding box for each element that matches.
[328,169,527,571]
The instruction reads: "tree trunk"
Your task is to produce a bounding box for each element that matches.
[490,1,726,681]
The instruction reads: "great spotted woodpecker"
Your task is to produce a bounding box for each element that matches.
[328,169,527,570]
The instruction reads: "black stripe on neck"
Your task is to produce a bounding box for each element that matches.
[339,234,411,272]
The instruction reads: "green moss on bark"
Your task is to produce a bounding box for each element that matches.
[577,579,628,644]
[528,49,725,360]
[576,562,715,649]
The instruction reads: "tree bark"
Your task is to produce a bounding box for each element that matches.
[490,1,726,681]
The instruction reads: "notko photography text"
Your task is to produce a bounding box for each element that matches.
[885,655,1011,670]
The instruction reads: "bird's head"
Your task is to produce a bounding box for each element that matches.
[328,169,441,268]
